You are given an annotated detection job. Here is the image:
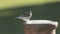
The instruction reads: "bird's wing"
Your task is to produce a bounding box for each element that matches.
[28,11,32,19]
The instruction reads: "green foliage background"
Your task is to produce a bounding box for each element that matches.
[0,2,60,34]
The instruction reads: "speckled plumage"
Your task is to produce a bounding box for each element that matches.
[17,11,32,22]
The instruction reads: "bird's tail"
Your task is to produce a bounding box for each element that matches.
[16,17,29,22]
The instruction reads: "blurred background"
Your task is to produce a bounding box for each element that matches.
[0,0,60,34]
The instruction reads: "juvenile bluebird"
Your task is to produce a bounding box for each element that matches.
[16,11,32,22]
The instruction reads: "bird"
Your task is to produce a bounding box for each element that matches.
[16,11,32,22]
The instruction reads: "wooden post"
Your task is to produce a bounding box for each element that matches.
[24,24,56,34]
